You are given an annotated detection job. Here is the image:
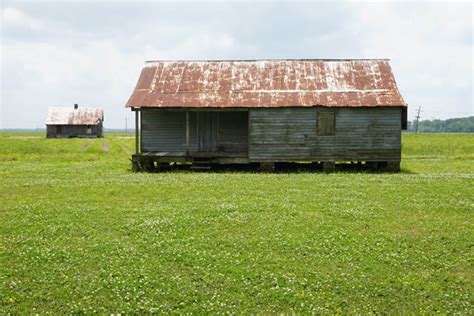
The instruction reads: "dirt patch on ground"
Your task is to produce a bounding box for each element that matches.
[115,141,132,153]
[80,141,93,152]
[102,141,110,152]
[8,136,41,139]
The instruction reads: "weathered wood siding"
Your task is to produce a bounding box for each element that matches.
[141,110,189,153]
[46,124,103,138]
[249,107,402,162]
[141,108,401,161]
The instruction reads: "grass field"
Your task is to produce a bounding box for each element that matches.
[1,132,473,313]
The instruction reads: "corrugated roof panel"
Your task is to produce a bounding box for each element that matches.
[46,107,104,125]
[126,59,406,108]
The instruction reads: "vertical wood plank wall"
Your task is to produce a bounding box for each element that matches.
[141,109,248,154]
[141,110,190,152]
[218,112,248,153]
[46,123,103,138]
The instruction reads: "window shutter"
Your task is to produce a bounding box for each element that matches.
[317,112,335,136]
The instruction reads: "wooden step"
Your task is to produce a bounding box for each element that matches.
[190,166,211,170]
[191,161,211,170]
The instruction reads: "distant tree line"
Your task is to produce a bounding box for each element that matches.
[407,116,474,133]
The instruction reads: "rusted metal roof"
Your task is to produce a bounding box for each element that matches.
[126,59,406,108]
[46,107,104,125]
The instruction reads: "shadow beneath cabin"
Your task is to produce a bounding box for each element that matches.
[141,162,411,174]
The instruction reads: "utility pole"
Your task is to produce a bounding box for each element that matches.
[125,116,128,133]
[414,106,422,133]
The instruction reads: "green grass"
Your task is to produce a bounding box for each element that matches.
[1,132,473,314]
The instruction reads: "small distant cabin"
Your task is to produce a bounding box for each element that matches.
[46,104,104,138]
[126,59,407,171]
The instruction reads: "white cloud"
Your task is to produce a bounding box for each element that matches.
[1,7,44,32]
[348,2,473,119]
[168,32,238,59]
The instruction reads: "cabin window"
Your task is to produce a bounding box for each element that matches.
[317,112,335,136]
[86,125,92,134]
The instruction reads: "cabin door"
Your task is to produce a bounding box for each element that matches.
[197,112,218,152]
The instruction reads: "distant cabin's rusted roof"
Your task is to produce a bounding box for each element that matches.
[126,59,406,108]
[46,107,104,125]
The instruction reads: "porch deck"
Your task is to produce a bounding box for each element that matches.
[133,151,249,165]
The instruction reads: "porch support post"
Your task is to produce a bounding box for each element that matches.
[186,110,190,155]
[135,108,139,154]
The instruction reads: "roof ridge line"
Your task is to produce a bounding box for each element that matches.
[144,58,391,64]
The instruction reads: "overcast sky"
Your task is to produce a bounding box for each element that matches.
[1,0,472,129]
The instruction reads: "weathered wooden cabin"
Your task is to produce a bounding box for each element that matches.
[126,59,407,171]
[46,104,104,138]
